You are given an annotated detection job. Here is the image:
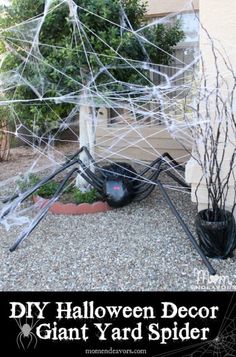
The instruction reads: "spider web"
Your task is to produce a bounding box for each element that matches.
[151,294,236,357]
[0,0,199,233]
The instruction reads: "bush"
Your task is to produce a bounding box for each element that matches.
[72,187,99,204]
[17,173,59,197]
[17,173,41,192]
[17,173,99,203]
[37,181,60,198]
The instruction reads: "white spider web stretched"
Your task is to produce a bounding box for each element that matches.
[0,0,199,234]
[151,294,236,357]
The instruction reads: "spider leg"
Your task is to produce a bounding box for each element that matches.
[16,333,22,350]
[136,158,163,177]
[67,146,96,166]
[80,146,100,167]
[2,146,104,215]
[165,170,190,189]
[27,334,33,350]
[136,153,184,179]
[156,179,216,275]
[0,155,81,221]
[68,146,106,178]
[18,333,25,350]
[77,169,104,194]
[81,146,108,179]
[134,160,162,188]
[32,333,38,349]
[9,167,79,252]
[161,152,185,171]
[160,153,188,185]
[63,145,105,188]
[2,193,19,204]
[76,158,104,188]
[62,146,95,165]
[31,317,40,330]
[1,149,85,205]
[133,182,159,202]
[159,154,189,188]
[133,158,171,201]
[133,167,162,200]
[15,318,22,330]
[134,154,189,193]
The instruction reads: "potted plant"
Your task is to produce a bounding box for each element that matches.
[182,43,236,259]
[193,126,236,258]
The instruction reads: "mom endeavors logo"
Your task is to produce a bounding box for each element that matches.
[193,269,236,290]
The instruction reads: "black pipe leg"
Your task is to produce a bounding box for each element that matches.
[0,156,82,222]
[156,179,216,275]
[9,168,79,252]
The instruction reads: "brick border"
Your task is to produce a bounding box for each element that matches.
[32,195,112,215]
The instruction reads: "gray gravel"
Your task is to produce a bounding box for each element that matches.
[0,174,236,291]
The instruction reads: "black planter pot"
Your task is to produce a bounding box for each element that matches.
[195,209,236,259]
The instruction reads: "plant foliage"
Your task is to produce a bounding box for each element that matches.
[17,173,99,203]
[0,0,184,135]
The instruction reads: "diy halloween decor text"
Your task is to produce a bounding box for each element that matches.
[9,301,219,344]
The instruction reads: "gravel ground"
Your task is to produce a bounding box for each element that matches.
[0,147,236,291]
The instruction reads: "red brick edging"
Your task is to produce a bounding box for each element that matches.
[32,195,112,215]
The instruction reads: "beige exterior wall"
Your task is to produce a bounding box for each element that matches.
[95,109,189,162]
[186,0,236,214]
[199,0,236,71]
[146,0,199,16]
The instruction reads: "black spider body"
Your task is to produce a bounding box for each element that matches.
[101,162,137,208]
[101,162,137,179]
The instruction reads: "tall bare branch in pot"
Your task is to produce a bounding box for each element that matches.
[184,34,236,259]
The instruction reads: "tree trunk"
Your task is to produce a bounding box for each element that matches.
[0,120,10,162]
[75,101,96,191]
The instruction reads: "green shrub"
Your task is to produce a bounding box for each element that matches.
[72,188,99,204]
[17,174,99,203]
[37,181,60,198]
[17,173,59,198]
[17,173,41,192]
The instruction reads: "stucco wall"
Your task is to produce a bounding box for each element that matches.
[200,0,236,73]
[147,0,199,16]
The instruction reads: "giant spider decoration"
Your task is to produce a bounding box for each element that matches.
[1,146,216,275]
